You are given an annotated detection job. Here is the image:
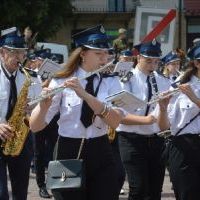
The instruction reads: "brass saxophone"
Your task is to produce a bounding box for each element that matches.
[1,68,32,156]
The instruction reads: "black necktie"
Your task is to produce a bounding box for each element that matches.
[2,67,17,120]
[145,75,152,116]
[80,75,96,128]
[172,76,176,81]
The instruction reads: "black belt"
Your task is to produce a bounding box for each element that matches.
[59,134,108,142]
[117,131,159,139]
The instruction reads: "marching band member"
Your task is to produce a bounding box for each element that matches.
[29,25,125,200]
[0,29,41,200]
[162,51,181,82]
[119,50,134,62]
[27,49,59,198]
[26,48,51,71]
[156,44,200,200]
[116,39,171,200]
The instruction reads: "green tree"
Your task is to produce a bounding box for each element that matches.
[0,0,73,40]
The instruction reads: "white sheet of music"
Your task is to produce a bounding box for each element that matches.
[105,90,146,110]
[113,61,133,77]
[37,59,63,79]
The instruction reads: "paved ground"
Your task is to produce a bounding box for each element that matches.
[8,170,175,200]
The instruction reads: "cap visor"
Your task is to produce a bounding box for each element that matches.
[83,44,111,51]
[3,45,28,50]
[141,54,161,58]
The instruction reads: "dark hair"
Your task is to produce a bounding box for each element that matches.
[180,61,197,84]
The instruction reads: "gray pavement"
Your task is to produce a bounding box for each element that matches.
[8,170,175,200]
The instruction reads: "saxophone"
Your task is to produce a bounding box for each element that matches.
[1,68,32,156]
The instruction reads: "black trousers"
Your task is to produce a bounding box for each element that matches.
[118,132,165,200]
[52,135,118,200]
[168,134,200,200]
[0,134,33,200]
[33,114,59,188]
[111,134,126,195]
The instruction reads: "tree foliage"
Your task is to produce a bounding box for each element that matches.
[0,0,73,40]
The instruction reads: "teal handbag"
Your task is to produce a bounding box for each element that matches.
[46,138,86,191]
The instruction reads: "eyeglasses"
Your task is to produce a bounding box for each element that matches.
[6,48,27,56]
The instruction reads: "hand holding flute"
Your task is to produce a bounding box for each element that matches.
[28,60,115,106]
[34,77,90,112]
[148,80,200,105]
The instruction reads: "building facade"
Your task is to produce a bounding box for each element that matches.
[48,0,188,54]
[184,0,200,49]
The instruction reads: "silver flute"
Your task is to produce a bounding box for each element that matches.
[147,88,180,105]
[28,60,115,106]
[147,79,200,105]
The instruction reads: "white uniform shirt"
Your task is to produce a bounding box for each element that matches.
[116,66,171,135]
[167,75,200,135]
[0,62,42,123]
[45,67,123,139]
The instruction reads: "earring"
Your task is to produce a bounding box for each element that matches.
[82,57,85,63]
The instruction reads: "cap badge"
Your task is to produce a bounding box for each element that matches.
[152,39,156,46]
[100,25,105,34]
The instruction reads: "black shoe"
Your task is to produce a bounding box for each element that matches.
[39,186,51,198]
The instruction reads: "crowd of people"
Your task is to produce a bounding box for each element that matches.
[0,24,200,200]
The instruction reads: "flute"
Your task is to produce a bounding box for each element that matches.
[147,88,179,105]
[147,79,200,105]
[28,60,115,106]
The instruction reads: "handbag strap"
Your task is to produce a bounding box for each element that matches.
[77,138,85,159]
[175,111,200,136]
[55,136,85,160]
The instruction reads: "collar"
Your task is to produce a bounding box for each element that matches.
[135,65,148,81]
[0,62,17,78]
[77,66,101,80]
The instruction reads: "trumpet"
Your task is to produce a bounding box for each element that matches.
[147,79,200,105]
[28,60,115,106]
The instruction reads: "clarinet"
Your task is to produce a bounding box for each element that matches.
[149,71,159,102]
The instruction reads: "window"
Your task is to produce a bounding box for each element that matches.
[108,0,126,12]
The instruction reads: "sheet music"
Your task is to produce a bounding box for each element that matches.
[106,90,146,110]
[113,61,133,77]
[37,58,63,80]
